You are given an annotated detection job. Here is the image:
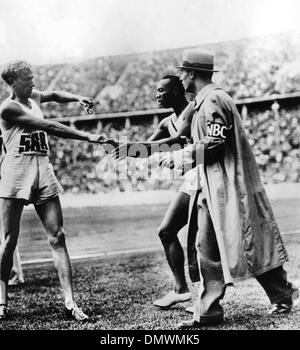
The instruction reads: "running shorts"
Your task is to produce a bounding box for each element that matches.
[0,154,63,205]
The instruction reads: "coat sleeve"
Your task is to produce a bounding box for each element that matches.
[194,92,234,164]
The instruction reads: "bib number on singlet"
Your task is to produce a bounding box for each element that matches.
[19,131,49,153]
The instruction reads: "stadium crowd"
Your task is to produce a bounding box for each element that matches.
[1,32,300,193]
[2,32,300,116]
[245,106,300,184]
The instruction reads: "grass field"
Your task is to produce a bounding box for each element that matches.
[1,198,300,331]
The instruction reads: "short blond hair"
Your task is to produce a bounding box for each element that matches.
[1,61,33,86]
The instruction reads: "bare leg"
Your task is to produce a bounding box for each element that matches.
[9,247,25,285]
[34,196,74,308]
[158,191,190,293]
[0,198,24,305]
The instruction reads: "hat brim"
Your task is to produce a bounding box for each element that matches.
[176,65,219,72]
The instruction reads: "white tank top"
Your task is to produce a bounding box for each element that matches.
[166,101,200,190]
[167,112,179,137]
[0,98,50,156]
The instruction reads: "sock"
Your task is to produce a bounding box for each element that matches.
[65,299,75,310]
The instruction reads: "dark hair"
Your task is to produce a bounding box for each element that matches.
[161,75,185,96]
[1,61,33,86]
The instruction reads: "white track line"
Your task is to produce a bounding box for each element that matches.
[22,246,160,267]
[21,229,300,268]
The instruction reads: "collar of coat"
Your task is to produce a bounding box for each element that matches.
[194,83,222,110]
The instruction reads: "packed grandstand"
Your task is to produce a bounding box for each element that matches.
[0,31,299,193]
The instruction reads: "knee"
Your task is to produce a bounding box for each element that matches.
[157,225,175,245]
[195,238,201,251]
[0,234,18,253]
[47,227,66,248]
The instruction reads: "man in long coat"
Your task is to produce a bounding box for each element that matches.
[176,48,299,329]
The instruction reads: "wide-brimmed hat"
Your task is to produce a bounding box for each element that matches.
[176,48,219,72]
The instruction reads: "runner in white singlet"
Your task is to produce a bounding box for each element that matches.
[0,60,108,321]
[0,97,63,204]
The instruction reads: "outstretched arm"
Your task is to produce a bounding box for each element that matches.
[136,109,192,146]
[143,102,194,145]
[1,103,104,143]
[32,90,94,113]
[147,118,169,141]
[111,104,194,160]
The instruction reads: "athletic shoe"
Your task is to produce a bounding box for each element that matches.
[65,304,89,321]
[269,287,299,316]
[0,305,8,320]
[8,275,24,286]
[153,291,192,308]
[8,268,25,286]
[177,317,223,329]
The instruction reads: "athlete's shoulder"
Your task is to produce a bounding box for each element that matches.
[0,99,23,119]
[159,114,173,128]
[167,112,177,122]
[0,98,12,108]
[180,101,195,117]
[0,98,17,112]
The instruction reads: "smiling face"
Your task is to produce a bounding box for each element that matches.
[156,78,176,108]
[13,69,35,100]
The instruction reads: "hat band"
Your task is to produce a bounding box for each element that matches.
[182,60,214,70]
